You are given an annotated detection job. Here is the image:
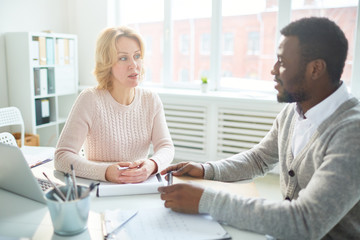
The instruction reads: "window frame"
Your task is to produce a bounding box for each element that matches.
[118,0,360,98]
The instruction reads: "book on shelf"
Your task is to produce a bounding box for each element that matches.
[64,39,70,65]
[56,38,65,65]
[31,37,40,66]
[39,68,48,96]
[69,39,75,65]
[35,98,50,125]
[33,68,41,96]
[39,37,47,65]
[47,68,55,94]
[46,38,55,65]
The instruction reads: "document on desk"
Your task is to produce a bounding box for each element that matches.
[97,173,165,197]
[102,207,231,240]
[21,146,55,168]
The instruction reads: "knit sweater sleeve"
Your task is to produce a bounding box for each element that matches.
[148,93,175,172]
[54,88,109,181]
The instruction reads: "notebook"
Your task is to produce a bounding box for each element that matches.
[0,143,52,204]
[97,173,165,197]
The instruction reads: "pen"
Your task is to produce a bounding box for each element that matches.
[167,171,173,186]
[64,173,72,201]
[30,158,52,168]
[53,192,64,203]
[42,172,66,201]
[70,164,78,199]
[117,166,129,170]
[81,182,100,199]
[104,211,138,239]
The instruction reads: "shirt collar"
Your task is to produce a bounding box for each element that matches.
[294,81,352,126]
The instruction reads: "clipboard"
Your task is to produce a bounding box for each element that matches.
[102,207,231,240]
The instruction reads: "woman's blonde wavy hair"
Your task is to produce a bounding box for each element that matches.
[93,26,145,90]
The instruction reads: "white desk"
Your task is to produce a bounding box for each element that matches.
[0,161,266,240]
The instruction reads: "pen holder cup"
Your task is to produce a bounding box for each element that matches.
[45,185,90,236]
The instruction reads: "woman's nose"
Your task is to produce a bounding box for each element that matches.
[129,59,137,69]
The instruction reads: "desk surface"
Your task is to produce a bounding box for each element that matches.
[0,161,265,240]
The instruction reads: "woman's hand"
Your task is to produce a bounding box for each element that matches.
[105,159,157,184]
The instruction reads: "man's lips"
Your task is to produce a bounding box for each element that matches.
[274,78,282,90]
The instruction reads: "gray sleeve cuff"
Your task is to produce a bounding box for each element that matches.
[202,163,215,180]
[198,187,217,214]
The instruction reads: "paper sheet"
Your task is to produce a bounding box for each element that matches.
[103,208,231,240]
[98,173,165,197]
[21,146,55,168]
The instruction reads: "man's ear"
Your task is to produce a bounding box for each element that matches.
[309,59,327,80]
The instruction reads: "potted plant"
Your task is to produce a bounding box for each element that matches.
[201,76,208,93]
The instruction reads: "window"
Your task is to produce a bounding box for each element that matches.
[200,33,211,55]
[180,34,190,55]
[223,32,234,55]
[118,0,164,85]
[144,36,153,55]
[172,0,211,86]
[180,69,190,82]
[247,31,260,55]
[220,0,278,92]
[116,0,360,96]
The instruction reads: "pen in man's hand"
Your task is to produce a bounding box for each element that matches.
[167,171,173,186]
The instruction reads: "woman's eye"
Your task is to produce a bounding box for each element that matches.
[134,54,141,60]
[119,57,127,61]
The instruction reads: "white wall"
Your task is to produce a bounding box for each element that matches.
[0,0,110,108]
[67,0,110,88]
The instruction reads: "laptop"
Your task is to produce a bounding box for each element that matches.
[0,143,53,204]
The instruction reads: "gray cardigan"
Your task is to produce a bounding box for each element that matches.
[199,98,360,240]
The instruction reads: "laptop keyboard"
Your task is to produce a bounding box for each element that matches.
[37,178,55,192]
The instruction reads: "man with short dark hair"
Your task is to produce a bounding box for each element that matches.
[159,17,360,239]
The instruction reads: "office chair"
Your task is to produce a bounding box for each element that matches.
[0,107,25,147]
[0,132,18,146]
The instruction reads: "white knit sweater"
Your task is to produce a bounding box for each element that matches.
[55,87,174,181]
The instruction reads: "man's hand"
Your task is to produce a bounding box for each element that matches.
[160,162,204,178]
[158,183,205,214]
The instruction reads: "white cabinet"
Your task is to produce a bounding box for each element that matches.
[5,32,78,147]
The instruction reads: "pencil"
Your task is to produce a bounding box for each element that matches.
[42,172,66,201]
[70,164,78,199]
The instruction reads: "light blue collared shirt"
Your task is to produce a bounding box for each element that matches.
[292,82,352,157]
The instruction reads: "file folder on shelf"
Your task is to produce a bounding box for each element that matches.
[35,98,50,125]
[39,37,47,65]
[46,38,55,65]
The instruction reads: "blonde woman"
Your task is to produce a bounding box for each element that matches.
[55,26,174,183]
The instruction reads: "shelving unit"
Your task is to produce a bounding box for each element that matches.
[5,32,78,147]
